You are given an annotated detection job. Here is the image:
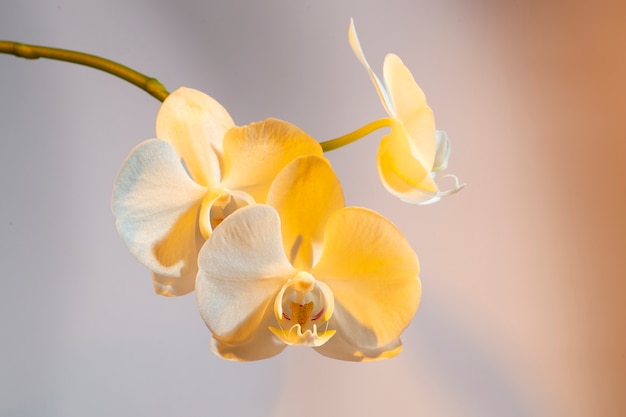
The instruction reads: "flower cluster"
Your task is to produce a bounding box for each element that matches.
[112,21,463,361]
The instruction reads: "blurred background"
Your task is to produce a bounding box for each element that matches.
[1,1,624,416]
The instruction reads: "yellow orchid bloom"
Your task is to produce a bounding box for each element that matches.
[196,155,421,361]
[112,87,323,296]
[349,20,464,204]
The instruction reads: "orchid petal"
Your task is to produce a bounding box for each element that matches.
[112,139,207,295]
[155,87,233,186]
[380,129,466,204]
[266,155,344,270]
[220,118,323,203]
[398,130,466,205]
[196,205,296,358]
[377,121,438,200]
[383,53,437,170]
[433,130,451,172]
[348,19,394,115]
[312,207,420,351]
[210,305,287,361]
[314,303,403,361]
[152,263,200,297]
[418,174,467,205]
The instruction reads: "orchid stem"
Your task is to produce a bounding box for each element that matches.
[320,117,394,152]
[0,41,169,102]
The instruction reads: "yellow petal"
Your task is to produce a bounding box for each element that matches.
[266,155,344,270]
[220,118,323,203]
[155,87,234,186]
[196,205,295,349]
[377,122,438,200]
[383,53,437,170]
[312,207,421,349]
[314,308,404,361]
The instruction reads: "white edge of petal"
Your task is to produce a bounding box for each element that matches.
[433,130,452,172]
[348,18,395,116]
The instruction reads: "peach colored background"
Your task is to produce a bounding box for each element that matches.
[1,1,624,416]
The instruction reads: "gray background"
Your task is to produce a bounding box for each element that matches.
[1,1,625,416]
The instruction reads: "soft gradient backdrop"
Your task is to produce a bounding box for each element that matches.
[1,1,624,416]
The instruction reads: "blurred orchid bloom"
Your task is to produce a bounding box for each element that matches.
[112,87,323,296]
[196,155,421,361]
[349,20,464,204]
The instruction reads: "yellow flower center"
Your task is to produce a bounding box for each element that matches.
[290,301,313,327]
[269,271,336,347]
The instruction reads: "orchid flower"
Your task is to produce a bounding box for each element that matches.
[196,155,421,361]
[348,20,464,204]
[112,87,323,296]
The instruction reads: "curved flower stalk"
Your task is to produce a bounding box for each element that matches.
[112,87,323,296]
[349,20,464,204]
[196,155,421,361]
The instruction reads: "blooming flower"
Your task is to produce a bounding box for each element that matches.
[112,87,323,296]
[196,155,421,361]
[349,20,464,204]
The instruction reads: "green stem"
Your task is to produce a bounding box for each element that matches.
[320,117,394,152]
[0,41,169,102]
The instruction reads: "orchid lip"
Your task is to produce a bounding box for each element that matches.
[268,324,336,347]
[310,307,325,321]
[271,271,335,347]
[282,306,325,321]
